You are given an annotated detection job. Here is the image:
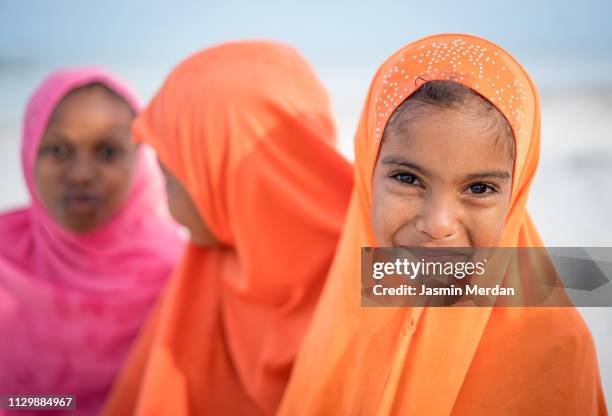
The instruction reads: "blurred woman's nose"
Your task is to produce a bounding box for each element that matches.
[415,193,459,240]
[65,154,97,185]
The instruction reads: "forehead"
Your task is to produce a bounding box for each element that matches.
[41,93,133,149]
[42,87,134,144]
[50,86,133,125]
[380,107,513,179]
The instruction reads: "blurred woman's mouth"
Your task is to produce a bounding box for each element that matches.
[63,193,102,215]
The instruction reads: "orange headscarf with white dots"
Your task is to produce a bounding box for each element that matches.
[278,34,607,416]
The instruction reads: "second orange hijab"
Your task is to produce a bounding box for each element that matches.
[103,41,352,415]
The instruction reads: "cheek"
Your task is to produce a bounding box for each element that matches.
[99,160,135,206]
[33,159,63,204]
[371,180,418,245]
[165,186,193,228]
[166,190,182,222]
[464,198,511,246]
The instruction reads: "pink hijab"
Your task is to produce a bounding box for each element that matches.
[0,68,184,415]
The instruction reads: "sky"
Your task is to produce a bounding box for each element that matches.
[2,0,611,66]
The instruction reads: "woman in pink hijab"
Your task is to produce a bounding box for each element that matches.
[0,68,183,415]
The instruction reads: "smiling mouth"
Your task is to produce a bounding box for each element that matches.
[400,247,475,262]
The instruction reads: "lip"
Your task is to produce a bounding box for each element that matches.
[400,247,475,262]
[63,194,101,215]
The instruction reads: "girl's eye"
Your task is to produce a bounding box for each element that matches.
[466,183,496,195]
[40,143,71,160]
[391,172,421,186]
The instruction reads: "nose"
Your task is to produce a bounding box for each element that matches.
[65,154,97,185]
[415,193,459,241]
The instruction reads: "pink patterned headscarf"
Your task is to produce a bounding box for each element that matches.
[0,68,184,415]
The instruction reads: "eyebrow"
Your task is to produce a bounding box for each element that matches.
[463,170,511,181]
[381,156,433,177]
[381,155,511,181]
[40,133,71,144]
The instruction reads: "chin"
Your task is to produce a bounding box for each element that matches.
[189,238,211,248]
[63,212,108,234]
[189,231,219,248]
[65,222,99,234]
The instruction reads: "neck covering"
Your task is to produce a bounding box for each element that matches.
[0,67,184,415]
[102,41,353,415]
[278,34,607,415]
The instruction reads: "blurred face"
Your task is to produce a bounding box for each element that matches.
[34,85,137,233]
[371,105,514,248]
[158,161,219,247]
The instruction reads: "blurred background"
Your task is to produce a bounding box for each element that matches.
[1,0,611,402]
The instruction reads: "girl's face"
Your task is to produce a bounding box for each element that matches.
[158,161,219,247]
[35,85,137,233]
[371,105,514,248]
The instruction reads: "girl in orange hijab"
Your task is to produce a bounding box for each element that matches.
[278,34,607,415]
[103,41,352,415]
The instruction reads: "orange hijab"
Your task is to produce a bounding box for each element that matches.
[103,41,352,415]
[279,34,607,415]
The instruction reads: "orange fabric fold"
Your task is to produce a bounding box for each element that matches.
[278,34,607,415]
[102,41,352,415]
